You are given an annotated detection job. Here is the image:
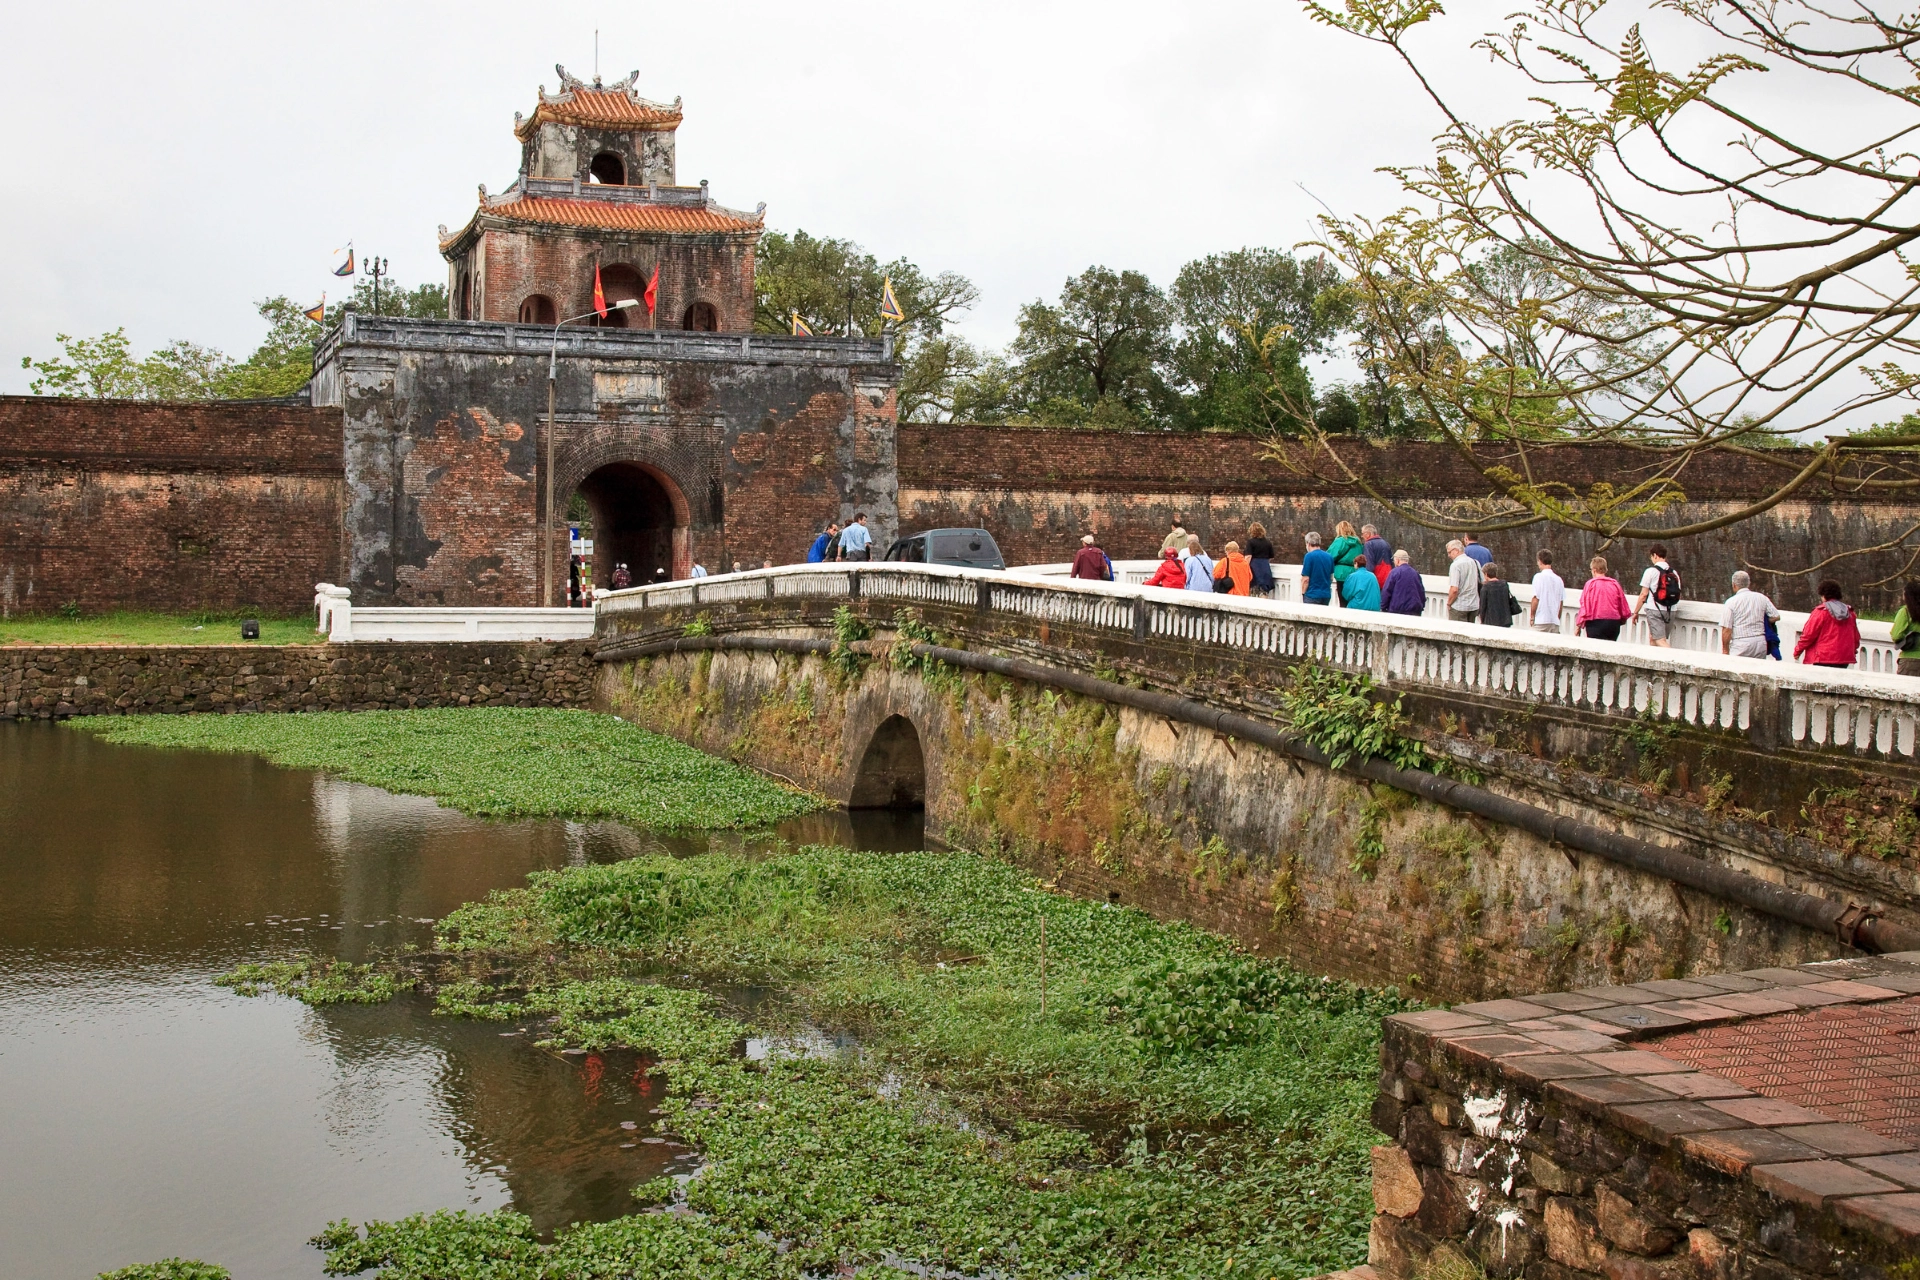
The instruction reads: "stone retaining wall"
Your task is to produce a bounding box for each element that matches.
[1370,957,1920,1280]
[2,642,596,718]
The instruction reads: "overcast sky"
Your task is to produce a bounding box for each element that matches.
[4,0,1526,392]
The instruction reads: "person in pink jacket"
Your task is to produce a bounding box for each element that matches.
[1575,556,1631,641]
[1793,580,1862,668]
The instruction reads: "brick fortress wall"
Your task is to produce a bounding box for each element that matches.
[0,396,345,617]
[901,427,1920,613]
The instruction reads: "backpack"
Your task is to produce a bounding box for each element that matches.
[1101,551,1115,582]
[1652,563,1682,608]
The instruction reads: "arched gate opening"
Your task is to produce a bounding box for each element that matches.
[571,462,688,587]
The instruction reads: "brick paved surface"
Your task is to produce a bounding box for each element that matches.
[1650,995,1920,1142]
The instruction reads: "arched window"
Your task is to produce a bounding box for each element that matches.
[588,151,626,185]
[518,294,557,325]
[681,301,718,332]
[591,265,646,327]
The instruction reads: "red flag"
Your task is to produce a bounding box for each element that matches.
[593,264,607,319]
[644,263,659,318]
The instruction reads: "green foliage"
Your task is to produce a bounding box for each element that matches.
[751,229,978,424]
[1106,957,1292,1054]
[69,707,824,828]
[340,845,1419,1279]
[1010,266,1174,428]
[215,957,407,1005]
[96,1261,231,1280]
[828,604,871,680]
[1,609,311,645]
[21,281,446,403]
[1352,787,1395,878]
[1277,665,1434,772]
[681,615,715,637]
[1168,248,1347,435]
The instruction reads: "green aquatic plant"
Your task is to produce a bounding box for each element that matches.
[69,706,825,828]
[310,845,1416,1279]
[1277,665,1434,773]
[96,1261,231,1280]
[215,957,407,1005]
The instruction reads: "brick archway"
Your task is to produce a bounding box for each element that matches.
[552,444,698,583]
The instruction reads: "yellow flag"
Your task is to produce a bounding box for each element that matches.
[791,311,814,336]
[879,276,905,323]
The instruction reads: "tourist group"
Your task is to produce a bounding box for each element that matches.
[1067,516,1920,678]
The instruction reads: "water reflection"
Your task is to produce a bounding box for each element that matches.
[0,720,918,1279]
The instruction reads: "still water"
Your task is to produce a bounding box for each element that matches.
[0,721,920,1279]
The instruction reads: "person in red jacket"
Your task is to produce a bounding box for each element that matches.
[1794,579,1862,669]
[1144,546,1187,589]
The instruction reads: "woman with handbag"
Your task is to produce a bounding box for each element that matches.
[1213,541,1253,596]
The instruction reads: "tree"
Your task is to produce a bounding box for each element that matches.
[19,278,448,402]
[753,230,979,422]
[1167,248,1347,434]
[23,329,234,400]
[1008,267,1173,428]
[1289,0,1920,549]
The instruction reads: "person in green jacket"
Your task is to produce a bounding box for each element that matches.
[1327,520,1364,607]
[1893,580,1920,677]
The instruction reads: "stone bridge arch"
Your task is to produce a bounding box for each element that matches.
[850,713,926,810]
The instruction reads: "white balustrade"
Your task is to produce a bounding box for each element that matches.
[596,563,1920,762]
[1014,561,1902,670]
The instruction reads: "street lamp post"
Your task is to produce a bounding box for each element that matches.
[544,300,639,606]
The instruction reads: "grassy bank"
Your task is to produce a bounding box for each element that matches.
[69,707,825,828]
[1,611,315,646]
[238,845,1408,1279]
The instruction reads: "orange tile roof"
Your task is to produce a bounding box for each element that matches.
[515,88,681,139]
[444,195,762,248]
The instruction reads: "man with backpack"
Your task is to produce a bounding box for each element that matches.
[1070,533,1114,581]
[1632,545,1682,647]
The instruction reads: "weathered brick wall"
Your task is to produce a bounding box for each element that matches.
[1370,963,1920,1280]
[3,641,594,718]
[323,322,897,605]
[901,427,1920,612]
[0,396,345,617]
[471,228,755,332]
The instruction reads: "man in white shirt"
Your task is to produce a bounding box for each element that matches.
[1445,539,1481,623]
[1632,544,1679,647]
[1720,570,1780,659]
[690,562,708,578]
[1183,535,1215,591]
[1528,550,1565,633]
[837,513,873,562]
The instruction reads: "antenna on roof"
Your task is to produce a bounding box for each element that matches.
[594,30,599,82]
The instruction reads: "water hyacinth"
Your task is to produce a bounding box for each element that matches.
[70,707,824,828]
[299,846,1415,1279]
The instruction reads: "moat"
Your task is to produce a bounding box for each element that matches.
[0,721,918,1279]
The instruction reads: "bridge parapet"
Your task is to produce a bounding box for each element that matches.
[597,563,1920,766]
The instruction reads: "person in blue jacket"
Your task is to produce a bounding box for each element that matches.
[1299,532,1335,604]
[806,523,841,563]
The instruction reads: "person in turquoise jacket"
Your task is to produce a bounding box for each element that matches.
[1340,552,1382,610]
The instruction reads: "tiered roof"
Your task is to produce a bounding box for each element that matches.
[513,66,682,140]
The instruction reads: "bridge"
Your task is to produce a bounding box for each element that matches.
[589,562,1920,1002]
